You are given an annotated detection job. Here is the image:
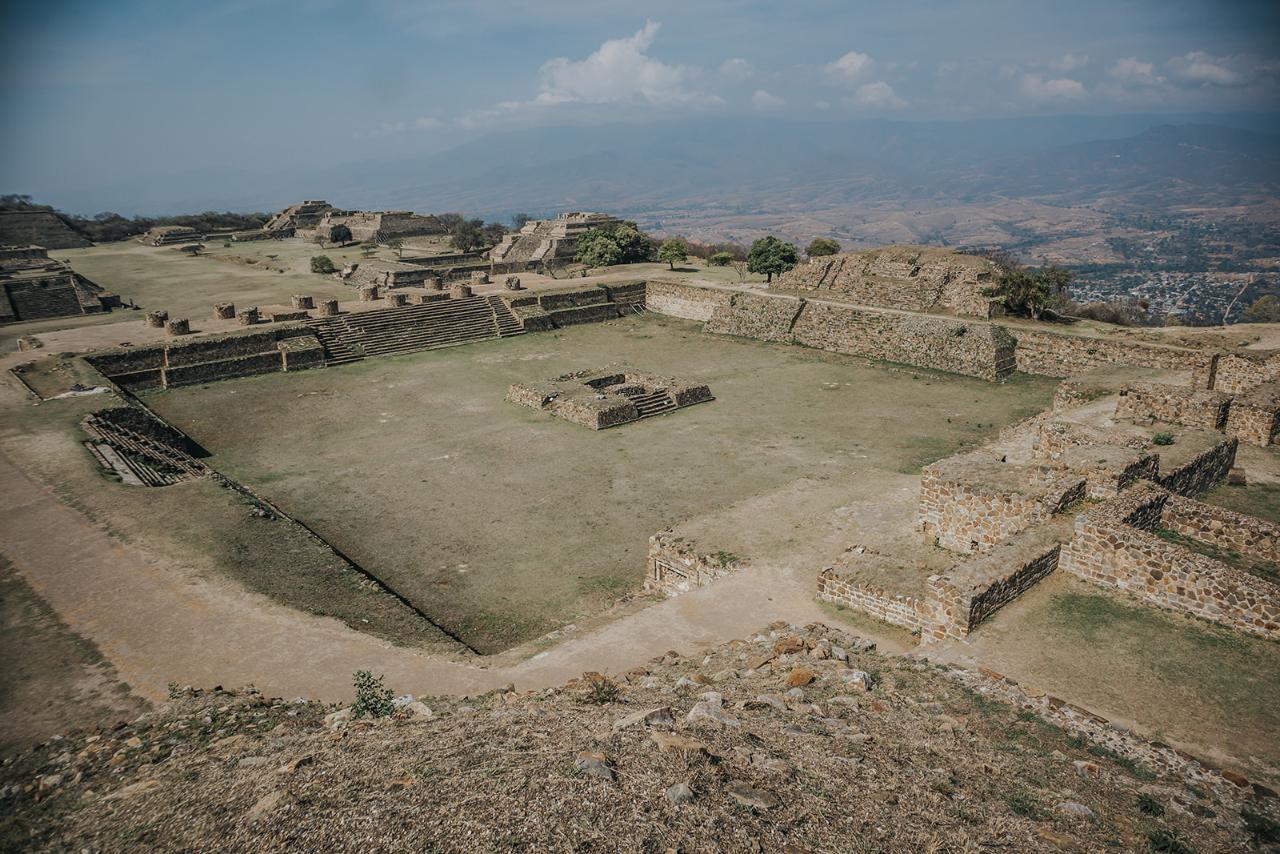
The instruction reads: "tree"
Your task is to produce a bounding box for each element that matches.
[310,255,336,274]
[451,219,488,253]
[747,236,798,283]
[730,259,750,283]
[991,266,1071,320]
[575,229,623,268]
[708,252,732,267]
[312,232,328,249]
[329,224,352,246]
[512,213,532,230]
[657,238,688,270]
[437,212,465,233]
[805,237,841,257]
[387,237,405,258]
[1242,295,1280,323]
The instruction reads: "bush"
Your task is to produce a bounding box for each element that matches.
[708,252,732,266]
[1137,792,1165,816]
[747,236,799,283]
[310,255,336,274]
[1067,298,1151,327]
[586,676,620,705]
[1152,432,1175,446]
[351,670,395,719]
[805,237,841,257]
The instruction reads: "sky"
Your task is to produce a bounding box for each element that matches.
[1,0,1277,200]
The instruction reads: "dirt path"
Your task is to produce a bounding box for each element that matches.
[0,444,827,703]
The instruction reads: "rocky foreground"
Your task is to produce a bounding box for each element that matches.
[2,623,1277,852]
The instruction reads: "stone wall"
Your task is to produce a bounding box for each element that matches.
[705,293,803,342]
[86,325,325,390]
[816,570,933,634]
[1161,494,1280,565]
[644,533,741,595]
[1224,380,1280,447]
[919,452,1085,553]
[1157,436,1237,497]
[1010,329,1215,384]
[643,280,732,321]
[1116,382,1231,429]
[1212,351,1280,395]
[1059,485,1280,641]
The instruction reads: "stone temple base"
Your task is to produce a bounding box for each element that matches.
[507,366,712,430]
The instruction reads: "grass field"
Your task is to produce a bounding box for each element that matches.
[144,314,1054,653]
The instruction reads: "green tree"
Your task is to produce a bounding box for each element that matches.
[657,238,688,270]
[387,237,405,258]
[329,224,352,246]
[991,265,1071,320]
[747,236,799,283]
[310,255,336,274]
[512,213,532,230]
[805,237,841,257]
[1241,295,1280,323]
[450,220,487,253]
[575,229,623,268]
[708,252,732,267]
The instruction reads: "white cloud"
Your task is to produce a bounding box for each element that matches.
[534,20,695,106]
[751,89,784,108]
[1048,53,1088,73]
[814,99,831,110]
[719,58,753,82]
[414,116,442,128]
[824,51,874,84]
[1108,57,1162,85]
[852,81,907,109]
[1169,51,1243,86]
[1020,74,1086,100]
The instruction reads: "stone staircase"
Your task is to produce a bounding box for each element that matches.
[308,295,524,366]
[624,388,678,419]
[82,414,208,487]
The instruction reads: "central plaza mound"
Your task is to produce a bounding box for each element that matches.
[143,314,1054,654]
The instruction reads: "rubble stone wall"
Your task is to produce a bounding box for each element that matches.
[1224,381,1280,447]
[643,280,733,321]
[1011,329,1215,384]
[926,541,1063,641]
[1212,351,1280,394]
[816,570,933,634]
[644,533,740,595]
[1116,383,1231,429]
[1157,437,1237,497]
[1060,486,1280,641]
[919,466,1085,553]
[1161,494,1280,565]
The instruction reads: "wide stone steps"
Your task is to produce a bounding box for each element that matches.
[487,295,526,337]
[308,296,508,364]
[627,390,677,418]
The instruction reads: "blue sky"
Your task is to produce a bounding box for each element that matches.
[2,0,1277,196]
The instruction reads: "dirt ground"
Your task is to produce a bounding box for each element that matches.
[0,558,149,752]
[142,314,1055,653]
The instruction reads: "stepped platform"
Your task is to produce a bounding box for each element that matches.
[506,365,712,429]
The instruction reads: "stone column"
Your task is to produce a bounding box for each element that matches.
[237,308,260,326]
[471,271,491,285]
[291,294,315,310]
[318,299,339,316]
[387,292,408,307]
[359,286,380,302]
[213,303,236,319]
[450,283,473,299]
[426,275,444,291]
[144,310,168,328]
[165,318,191,336]
[504,276,523,290]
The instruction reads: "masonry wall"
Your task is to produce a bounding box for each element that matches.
[925,541,1063,641]
[919,465,1084,553]
[1224,381,1280,447]
[1059,486,1280,641]
[1157,436,1237,497]
[1116,383,1231,429]
[643,280,735,322]
[1011,328,1216,385]
[1161,494,1280,564]
[1212,351,1280,395]
[816,570,933,634]
[644,533,740,595]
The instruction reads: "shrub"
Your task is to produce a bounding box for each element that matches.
[586,676,620,705]
[805,236,841,257]
[1137,792,1165,816]
[708,252,732,267]
[351,670,395,718]
[1152,432,1175,446]
[1146,829,1192,854]
[1067,298,1151,327]
[310,255,336,274]
[1004,791,1038,817]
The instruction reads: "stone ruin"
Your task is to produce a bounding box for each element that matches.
[772,245,1000,319]
[0,244,117,323]
[507,366,713,429]
[489,212,622,268]
[0,210,90,249]
[262,200,335,237]
[338,259,437,290]
[138,225,202,246]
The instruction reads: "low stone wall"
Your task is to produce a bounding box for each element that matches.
[644,533,741,595]
[925,531,1065,641]
[1116,382,1230,429]
[1011,328,1215,385]
[1212,350,1280,394]
[1224,380,1280,447]
[86,325,326,390]
[1157,436,1237,497]
[816,570,933,634]
[1161,494,1280,564]
[643,280,733,322]
[1059,485,1280,641]
[705,292,802,342]
[919,452,1085,553]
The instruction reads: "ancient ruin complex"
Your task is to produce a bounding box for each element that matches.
[0,209,91,248]
[507,366,713,429]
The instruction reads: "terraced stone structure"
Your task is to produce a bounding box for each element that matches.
[490,211,622,268]
[507,366,712,429]
[0,244,114,323]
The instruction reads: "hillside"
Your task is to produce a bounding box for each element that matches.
[3,623,1276,852]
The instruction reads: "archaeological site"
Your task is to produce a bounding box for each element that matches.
[2,4,1279,847]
